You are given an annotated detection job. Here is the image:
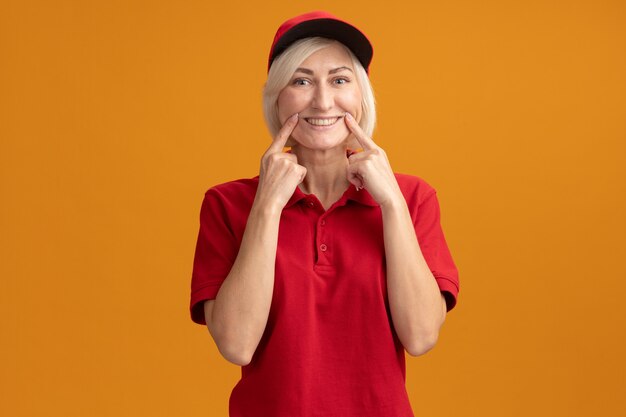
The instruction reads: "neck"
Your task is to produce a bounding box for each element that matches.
[291,144,351,206]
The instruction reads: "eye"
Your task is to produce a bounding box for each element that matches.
[292,78,311,86]
[333,77,350,85]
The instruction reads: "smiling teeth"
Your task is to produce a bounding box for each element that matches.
[307,118,338,126]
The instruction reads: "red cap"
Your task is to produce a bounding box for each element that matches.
[268,11,373,73]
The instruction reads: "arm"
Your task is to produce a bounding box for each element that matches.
[381,197,447,356]
[344,112,446,356]
[204,204,281,366]
[204,114,305,366]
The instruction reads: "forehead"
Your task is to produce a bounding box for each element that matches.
[298,42,354,71]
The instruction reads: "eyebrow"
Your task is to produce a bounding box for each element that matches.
[294,66,353,75]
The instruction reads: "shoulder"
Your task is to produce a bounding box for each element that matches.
[204,176,259,202]
[198,177,259,234]
[394,173,437,206]
[199,177,259,222]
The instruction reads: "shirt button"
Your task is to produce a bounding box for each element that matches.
[307,201,314,208]
[320,244,327,252]
[320,219,326,226]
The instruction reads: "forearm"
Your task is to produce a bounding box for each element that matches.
[207,201,281,365]
[382,197,446,356]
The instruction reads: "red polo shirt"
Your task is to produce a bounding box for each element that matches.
[190,173,459,417]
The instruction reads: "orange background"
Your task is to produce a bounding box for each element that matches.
[1,1,625,416]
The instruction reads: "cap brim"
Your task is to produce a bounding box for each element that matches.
[270,18,373,72]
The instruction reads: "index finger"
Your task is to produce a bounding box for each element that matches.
[344,112,377,151]
[267,113,299,154]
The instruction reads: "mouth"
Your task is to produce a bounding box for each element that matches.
[304,116,344,126]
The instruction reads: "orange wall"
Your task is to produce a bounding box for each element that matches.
[1,1,625,416]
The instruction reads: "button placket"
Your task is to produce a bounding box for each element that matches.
[316,214,330,264]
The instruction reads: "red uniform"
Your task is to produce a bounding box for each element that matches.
[190,173,459,417]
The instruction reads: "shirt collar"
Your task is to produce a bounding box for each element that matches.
[284,183,378,209]
[284,186,308,208]
[343,184,379,207]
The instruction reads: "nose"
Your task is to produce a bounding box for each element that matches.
[311,84,333,111]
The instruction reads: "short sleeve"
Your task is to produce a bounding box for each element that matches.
[189,188,239,325]
[413,190,460,311]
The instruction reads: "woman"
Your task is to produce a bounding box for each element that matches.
[190,11,459,417]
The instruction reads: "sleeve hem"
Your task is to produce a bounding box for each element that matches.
[434,275,459,311]
[190,281,222,325]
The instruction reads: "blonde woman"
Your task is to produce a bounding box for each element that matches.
[190,11,459,417]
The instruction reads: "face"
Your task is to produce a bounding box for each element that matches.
[277,42,362,150]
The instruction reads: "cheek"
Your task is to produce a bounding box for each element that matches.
[339,89,362,117]
[277,90,305,123]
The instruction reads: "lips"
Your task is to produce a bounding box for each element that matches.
[304,116,343,126]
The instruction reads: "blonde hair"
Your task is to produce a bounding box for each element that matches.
[262,37,376,141]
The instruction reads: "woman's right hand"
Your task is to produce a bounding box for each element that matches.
[255,113,307,211]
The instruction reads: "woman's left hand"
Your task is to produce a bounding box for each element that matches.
[345,112,403,208]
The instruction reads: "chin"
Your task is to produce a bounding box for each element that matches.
[292,135,350,151]
[291,127,351,151]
